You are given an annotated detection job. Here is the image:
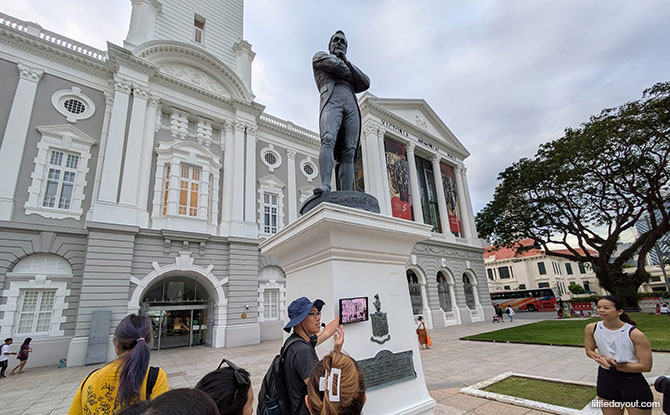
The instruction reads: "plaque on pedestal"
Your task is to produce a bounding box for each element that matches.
[370,293,390,344]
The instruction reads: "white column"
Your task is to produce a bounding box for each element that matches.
[376,129,391,215]
[166,160,180,216]
[219,121,235,235]
[454,166,472,239]
[244,126,257,223]
[98,75,132,203]
[405,143,423,224]
[461,167,478,238]
[287,149,298,223]
[89,91,114,210]
[136,94,159,225]
[199,168,210,220]
[360,125,374,196]
[119,85,149,206]
[0,63,44,220]
[431,155,449,235]
[232,121,246,223]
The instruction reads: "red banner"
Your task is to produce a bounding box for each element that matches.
[384,138,412,220]
[439,163,462,234]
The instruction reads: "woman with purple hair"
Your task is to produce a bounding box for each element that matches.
[68,314,169,414]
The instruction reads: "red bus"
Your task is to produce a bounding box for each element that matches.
[490,288,557,311]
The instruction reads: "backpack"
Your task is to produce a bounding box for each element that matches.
[257,335,306,415]
[81,366,160,399]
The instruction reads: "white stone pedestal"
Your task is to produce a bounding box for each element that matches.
[261,203,436,415]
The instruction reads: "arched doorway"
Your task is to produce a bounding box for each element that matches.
[437,272,452,311]
[463,273,475,309]
[141,274,212,350]
[406,270,423,314]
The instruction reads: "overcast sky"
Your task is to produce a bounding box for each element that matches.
[2,0,669,217]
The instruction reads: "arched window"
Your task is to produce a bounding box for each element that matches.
[0,255,71,338]
[406,270,423,314]
[258,266,286,321]
[437,272,451,310]
[463,273,475,309]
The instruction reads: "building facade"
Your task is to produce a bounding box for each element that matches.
[484,239,603,299]
[0,1,490,368]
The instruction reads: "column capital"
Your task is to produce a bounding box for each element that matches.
[112,75,133,94]
[286,148,297,160]
[431,154,442,165]
[147,94,160,108]
[362,123,378,138]
[132,84,150,100]
[406,142,416,153]
[224,119,234,132]
[103,90,114,106]
[234,120,246,132]
[246,125,257,135]
[17,63,44,83]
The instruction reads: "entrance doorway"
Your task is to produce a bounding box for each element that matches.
[146,306,208,350]
[141,274,212,350]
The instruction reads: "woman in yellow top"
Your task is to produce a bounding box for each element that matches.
[69,314,169,414]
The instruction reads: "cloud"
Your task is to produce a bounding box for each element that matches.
[4,0,669,216]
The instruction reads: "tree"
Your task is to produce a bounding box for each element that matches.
[476,82,670,307]
[569,283,586,295]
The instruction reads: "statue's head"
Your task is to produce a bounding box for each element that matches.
[329,30,348,56]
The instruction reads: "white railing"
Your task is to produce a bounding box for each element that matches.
[259,114,319,142]
[0,13,28,32]
[0,12,107,62]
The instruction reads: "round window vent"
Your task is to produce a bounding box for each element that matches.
[300,159,318,182]
[51,87,95,123]
[303,164,314,175]
[63,99,86,115]
[264,152,277,166]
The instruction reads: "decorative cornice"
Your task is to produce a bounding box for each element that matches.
[0,21,109,79]
[107,42,159,76]
[133,40,251,102]
[362,98,470,159]
[233,40,256,59]
[17,62,43,82]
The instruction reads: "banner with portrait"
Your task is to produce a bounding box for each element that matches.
[384,138,412,220]
[439,162,462,235]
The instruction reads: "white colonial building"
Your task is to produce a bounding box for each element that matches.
[484,239,604,299]
[0,0,491,368]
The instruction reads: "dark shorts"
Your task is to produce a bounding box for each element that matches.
[18,357,27,362]
[597,366,653,405]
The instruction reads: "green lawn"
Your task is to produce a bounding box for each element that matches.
[461,313,670,351]
[483,376,596,410]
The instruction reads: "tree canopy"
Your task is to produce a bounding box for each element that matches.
[476,82,670,306]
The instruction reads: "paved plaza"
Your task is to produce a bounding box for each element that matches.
[1,319,667,414]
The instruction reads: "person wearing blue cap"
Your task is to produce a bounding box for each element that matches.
[283,296,343,415]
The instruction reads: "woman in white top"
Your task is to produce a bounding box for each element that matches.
[584,296,653,415]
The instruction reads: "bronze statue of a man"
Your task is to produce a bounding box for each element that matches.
[312,30,370,194]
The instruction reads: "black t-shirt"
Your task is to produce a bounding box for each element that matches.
[283,333,319,415]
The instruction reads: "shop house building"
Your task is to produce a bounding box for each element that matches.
[0,0,492,368]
